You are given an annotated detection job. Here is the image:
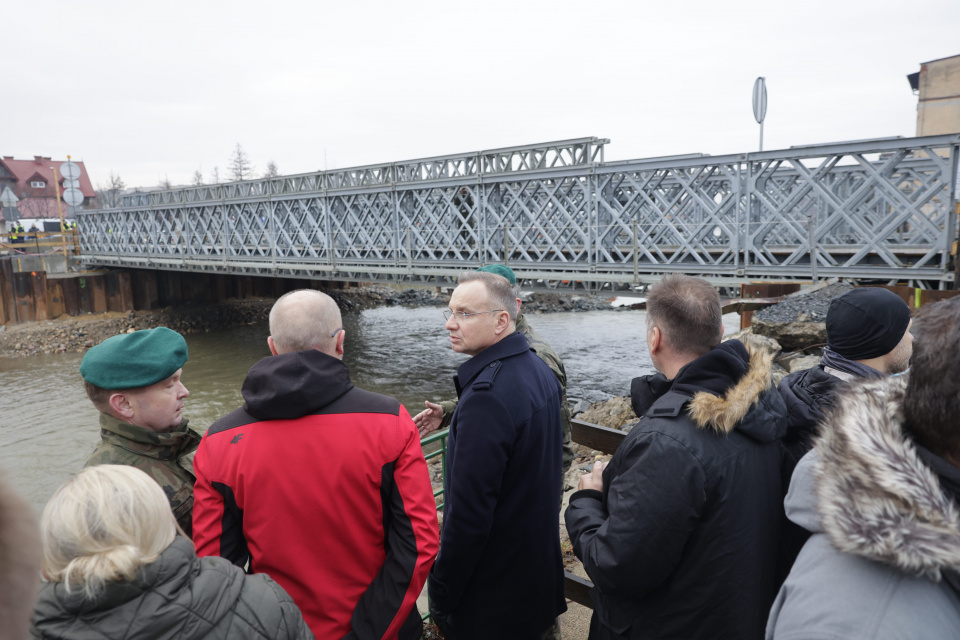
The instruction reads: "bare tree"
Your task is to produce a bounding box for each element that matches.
[263,161,279,179]
[228,144,255,181]
[192,169,204,186]
[96,172,126,208]
[158,175,172,190]
[210,166,221,184]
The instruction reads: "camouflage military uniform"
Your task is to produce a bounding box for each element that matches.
[439,313,575,476]
[84,413,201,537]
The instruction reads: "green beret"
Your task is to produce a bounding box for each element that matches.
[80,327,188,389]
[477,264,517,285]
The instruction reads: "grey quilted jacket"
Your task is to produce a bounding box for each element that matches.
[30,536,313,640]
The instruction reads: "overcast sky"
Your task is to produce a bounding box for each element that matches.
[8,0,959,190]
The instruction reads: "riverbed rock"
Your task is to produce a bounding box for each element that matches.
[788,355,821,373]
[751,318,827,352]
[523,292,616,313]
[577,396,637,431]
[722,327,782,358]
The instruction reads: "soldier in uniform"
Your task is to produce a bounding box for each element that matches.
[79,326,199,537]
[414,264,575,482]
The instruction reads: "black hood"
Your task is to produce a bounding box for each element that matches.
[242,349,354,420]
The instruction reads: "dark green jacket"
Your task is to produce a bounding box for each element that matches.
[84,414,201,537]
[439,313,574,474]
[30,536,313,640]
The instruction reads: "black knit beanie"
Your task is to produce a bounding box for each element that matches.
[826,288,911,360]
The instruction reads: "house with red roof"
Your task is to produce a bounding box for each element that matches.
[0,156,96,226]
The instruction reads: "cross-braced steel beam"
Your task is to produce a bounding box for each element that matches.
[77,135,960,291]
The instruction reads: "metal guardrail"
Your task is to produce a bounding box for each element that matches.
[77,135,960,289]
[421,428,449,511]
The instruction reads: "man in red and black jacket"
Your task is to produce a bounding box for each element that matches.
[193,289,439,640]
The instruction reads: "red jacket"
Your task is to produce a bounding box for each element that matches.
[193,349,439,640]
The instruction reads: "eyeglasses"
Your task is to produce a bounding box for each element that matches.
[330,328,343,338]
[443,309,503,322]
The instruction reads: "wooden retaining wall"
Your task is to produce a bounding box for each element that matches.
[0,261,350,325]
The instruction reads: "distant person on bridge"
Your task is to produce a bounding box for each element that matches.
[565,274,787,640]
[427,271,566,640]
[79,327,199,537]
[11,222,24,244]
[775,287,913,586]
[413,264,575,486]
[192,289,439,640]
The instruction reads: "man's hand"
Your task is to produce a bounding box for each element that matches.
[413,401,444,437]
[429,598,456,639]
[578,460,606,492]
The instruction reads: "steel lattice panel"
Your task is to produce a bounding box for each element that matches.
[78,135,960,289]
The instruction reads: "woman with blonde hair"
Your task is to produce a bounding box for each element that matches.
[30,465,312,640]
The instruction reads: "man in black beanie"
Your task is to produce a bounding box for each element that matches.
[775,286,913,584]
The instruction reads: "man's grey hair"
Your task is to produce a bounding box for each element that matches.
[457,271,518,323]
[269,289,343,354]
[646,274,722,356]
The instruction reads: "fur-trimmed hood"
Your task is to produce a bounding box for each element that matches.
[631,339,781,442]
[813,375,960,580]
[687,341,776,436]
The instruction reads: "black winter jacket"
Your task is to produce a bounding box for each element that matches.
[777,365,843,485]
[565,341,786,640]
[30,537,313,640]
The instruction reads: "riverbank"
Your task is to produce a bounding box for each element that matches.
[0,285,619,358]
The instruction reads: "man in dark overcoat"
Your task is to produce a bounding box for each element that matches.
[428,270,567,640]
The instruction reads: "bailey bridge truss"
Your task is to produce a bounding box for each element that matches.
[78,135,960,290]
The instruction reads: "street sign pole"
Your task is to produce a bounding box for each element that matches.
[57,156,83,257]
[753,77,768,152]
[52,165,67,257]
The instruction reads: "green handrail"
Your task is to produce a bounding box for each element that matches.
[419,427,449,628]
[420,427,449,511]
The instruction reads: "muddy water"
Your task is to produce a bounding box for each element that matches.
[0,306,739,510]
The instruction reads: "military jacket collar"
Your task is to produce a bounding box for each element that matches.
[98,413,200,462]
[454,331,530,396]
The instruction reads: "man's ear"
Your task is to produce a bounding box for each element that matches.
[267,336,279,356]
[108,392,135,420]
[493,310,511,336]
[335,330,346,357]
[647,324,662,356]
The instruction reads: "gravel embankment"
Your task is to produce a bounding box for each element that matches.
[753,282,854,324]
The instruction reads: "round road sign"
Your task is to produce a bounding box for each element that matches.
[59,161,81,180]
[62,187,84,207]
[752,77,768,124]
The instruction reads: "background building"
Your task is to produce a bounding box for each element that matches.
[0,156,95,231]
[909,54,960,136]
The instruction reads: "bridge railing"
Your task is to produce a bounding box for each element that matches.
[78,134,960,288]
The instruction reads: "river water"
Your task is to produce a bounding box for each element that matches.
[0,304,739,511]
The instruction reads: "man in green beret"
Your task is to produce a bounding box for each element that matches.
[414,264,575,485]
[79,326,200,537]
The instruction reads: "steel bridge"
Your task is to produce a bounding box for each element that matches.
[77,134,960,290]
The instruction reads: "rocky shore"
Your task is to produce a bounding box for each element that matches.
[0,285,618,358]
